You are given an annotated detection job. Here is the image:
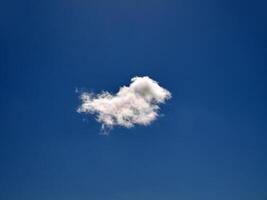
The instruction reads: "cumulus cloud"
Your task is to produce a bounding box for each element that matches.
[77,76,171,133]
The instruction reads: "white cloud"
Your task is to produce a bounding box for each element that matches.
[77,76,171,133]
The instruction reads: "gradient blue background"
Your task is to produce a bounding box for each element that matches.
[0,0,267,199]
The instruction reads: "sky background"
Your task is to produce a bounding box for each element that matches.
[0,0,267,199]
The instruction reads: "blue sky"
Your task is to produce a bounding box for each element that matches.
[0,0,267,199]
